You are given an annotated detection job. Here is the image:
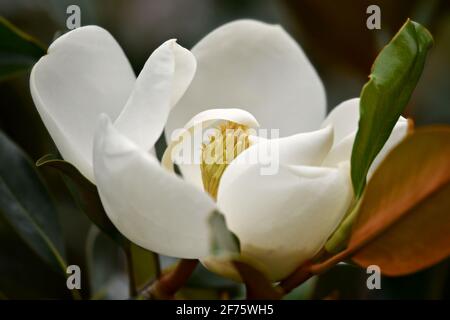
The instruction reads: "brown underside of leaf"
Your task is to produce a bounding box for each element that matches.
[352,182,450,275]
[279,126,450,293]
[348,126,450,275]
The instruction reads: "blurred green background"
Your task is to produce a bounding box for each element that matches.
[0,0,449,299]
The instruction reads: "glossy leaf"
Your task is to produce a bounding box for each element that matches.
[351,19,433,197]
[282,277,317,300]
[128,243,159,291]
[0,217,70,299]
[284,127,450,291]
[0,131,66,273]
[36,154,125,245]
[208,210,240,258]
[349,127,450,275]
[0,16,46,80]
[188,263,242,291]
[86,226,128,300]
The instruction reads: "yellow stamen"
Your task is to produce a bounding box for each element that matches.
[201,121,250,200]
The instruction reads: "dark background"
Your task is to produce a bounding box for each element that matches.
[0,0,449,299]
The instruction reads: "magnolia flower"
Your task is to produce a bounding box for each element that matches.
[30,20,407,281]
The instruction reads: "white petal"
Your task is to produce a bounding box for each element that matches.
[30,26,135,182]
[321,98,360,146]
[323,120,408,174]
[218,126,334,193]
[162,108,260,189]
[114,40,196,152]
[322,133,354,167]
[181,108,259,135]
[93,114,217,258]
[215,162,353,281]
[165,19,326,139]
[368,120,408,177]
[276,125,333,166]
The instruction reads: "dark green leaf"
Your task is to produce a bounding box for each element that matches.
[208,210,240,258]
[351,19,433,197]
[0,63,32,81]
[0,131,66,273]
[282,277,317,300]
[0,16,46,80]
[36,154,125,245]
[188,263,242,291]
[127,243,159,291]
[0,217,70,299]
[86,226,128,300]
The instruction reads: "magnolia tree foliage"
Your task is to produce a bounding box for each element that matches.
[0,15,449,300]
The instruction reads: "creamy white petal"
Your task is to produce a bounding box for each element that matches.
[368,120,408,177]
[30,26,135,182]
[165,19,326,139]
[276,125,333,166]
[322,120,408,174]
[218,126,334,194]
[162,125,204,189]
[322,133,354,167]
[321,98,360,146]
[214,162,353,281]
[163,108,260,189]
[114,40,196,152]
[182,108,259,135]
[93,114,217,258]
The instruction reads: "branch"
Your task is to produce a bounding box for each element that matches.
[234,261,283,300]
[138,259,198,299]
[278,248,354,294]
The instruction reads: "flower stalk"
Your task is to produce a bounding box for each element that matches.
[138,259,198,299]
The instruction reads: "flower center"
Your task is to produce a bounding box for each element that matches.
[200,121,250,200]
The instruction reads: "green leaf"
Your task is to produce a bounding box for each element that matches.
[86,226,129,300]
[351,19,433,197]
[0,63,33,81]
[36,154,125,245]
[0,131,66,273]
[349,126,450,275]
[0,16,46,80]
[188,263,242,291]
[282,277,317,300]
[208,210,240,258]
[127,243,159,291]
[0,218,71,299]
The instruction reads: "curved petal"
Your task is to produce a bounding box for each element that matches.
[30,26,135,182]
[165,19,326,139]
[115,40,196,151]
[367,119,408,177]
[182,108,259,135]
[162,108,260,189]
[218,126,334,194]
[322,133,354,167]
[93,114,217,258]
[321,98,360,146]
[214,162,353,281]
[323,119,408,176]
[276,125,333,166]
